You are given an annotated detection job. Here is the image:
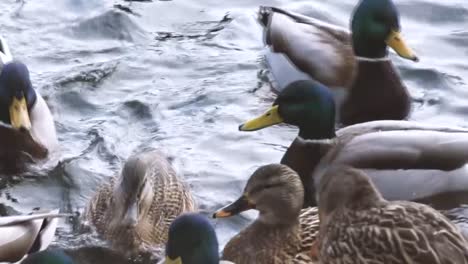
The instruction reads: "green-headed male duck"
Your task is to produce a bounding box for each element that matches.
[213,164,319,263]
[159,213,234,264]
[21,246,145,264]
[312,166,468,263]
[84,150,196,255]
[0,38,58,173]
[240,80,468,209]
[258,0,418,126]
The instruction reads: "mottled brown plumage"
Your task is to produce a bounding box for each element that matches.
[85,150,195,254]
[214,164,319,264]
[315,166,468,264]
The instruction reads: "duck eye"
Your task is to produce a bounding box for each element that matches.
[137,178,147,198]
[249,182,281,195]
[263,182,281,190]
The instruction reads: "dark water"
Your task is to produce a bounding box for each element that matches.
[1,0,468,260]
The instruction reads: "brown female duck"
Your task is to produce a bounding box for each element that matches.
[259,0,418,126]
[84,150,196,254]
[312,166,468,263]
[213,164,319,263]
[240,80,468,209]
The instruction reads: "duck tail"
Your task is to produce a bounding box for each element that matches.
[257,6,273,28]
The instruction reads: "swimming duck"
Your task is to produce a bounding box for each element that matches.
[312,166,468,263]
[21,249,74,264]
[213,164,319,263]
[239,80,468,209]
[0,209,68,263]
[0,38,58,173]
[258,0,418,126]
[158,213,234,264]
[84,150,196,254]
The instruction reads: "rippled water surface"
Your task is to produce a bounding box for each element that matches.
[1,0,468,261]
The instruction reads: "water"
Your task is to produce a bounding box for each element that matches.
[0,0,468,261]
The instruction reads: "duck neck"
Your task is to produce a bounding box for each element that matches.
[251,217,301,244]
[298,123,336,141]
[282,138,332,208]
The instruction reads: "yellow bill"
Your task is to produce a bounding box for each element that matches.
[386,30,419,62]
[239,105,283,131]
[9,96,31,131]
[163,256,182,264]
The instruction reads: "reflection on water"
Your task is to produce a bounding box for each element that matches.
[0,0,467,260]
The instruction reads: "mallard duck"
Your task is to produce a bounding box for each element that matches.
[158,213,234,264]
[0,209,68,263]
[21,250,73,264]
[312,166,468,263]
[213,164,319,263]
[258,0,418,126]
[0,37,58,173]
[84,150,196,254]
[239,80,468,209]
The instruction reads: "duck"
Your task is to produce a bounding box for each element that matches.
[0,209,68,263]
[311,165,468,263]
[84,150,196,255]
[158,213,234,264]
[258,0,418,126]
[213,164,319,264]
[20,249,74,264]
[239,79,468,209]
[0,37,58,174]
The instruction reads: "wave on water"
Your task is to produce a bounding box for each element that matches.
[399,1,468,24]
[69,10,146,41]
[54,61,119,88]
[154,13,233,41]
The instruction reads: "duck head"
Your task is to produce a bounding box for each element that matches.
[0,61,37,131]
[351,0,418,61]
[317,166,383,223]
[21,250,73,264]
[163,213,219,264]
[214,164,304,226]
[239,80,336,140]
[108,155,154,245]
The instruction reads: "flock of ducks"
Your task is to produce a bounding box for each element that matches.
[1,0,468,263]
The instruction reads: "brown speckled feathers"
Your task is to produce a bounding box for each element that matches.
[317,167,468,264]
[319,203,468,264]
[85,150,195,252]
[222,207,319,264]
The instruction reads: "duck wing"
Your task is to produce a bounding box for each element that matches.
[258,6,355,93]
[0,209,66,263]
[328,129,468,209]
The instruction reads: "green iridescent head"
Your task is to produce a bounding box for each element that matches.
[21,250,73,264]
[239,80,336,140]
[351,0,418,61]
[163,213,220,264]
